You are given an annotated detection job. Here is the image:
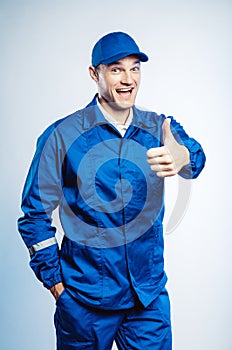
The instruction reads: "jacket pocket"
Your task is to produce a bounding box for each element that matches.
[60,237,103,301]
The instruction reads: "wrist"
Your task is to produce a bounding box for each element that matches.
[181,145,190,167]
[50,282,65,300]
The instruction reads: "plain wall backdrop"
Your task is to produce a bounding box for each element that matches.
[1,0,231,349]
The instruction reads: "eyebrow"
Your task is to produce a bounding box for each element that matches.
[107,59,141,67]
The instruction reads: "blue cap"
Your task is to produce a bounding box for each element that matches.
[91,32,149,67]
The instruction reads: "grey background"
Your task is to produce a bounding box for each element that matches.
[1,0,231,349]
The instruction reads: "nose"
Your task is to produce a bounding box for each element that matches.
[121,70,133,85]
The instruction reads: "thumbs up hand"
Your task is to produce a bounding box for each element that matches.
[147,118,190,177]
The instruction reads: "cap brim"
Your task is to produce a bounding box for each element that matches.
[100,51,149,65]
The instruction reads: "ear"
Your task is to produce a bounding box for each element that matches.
[89,66,99,83]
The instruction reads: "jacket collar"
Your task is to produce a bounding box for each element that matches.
[83,94,157,130]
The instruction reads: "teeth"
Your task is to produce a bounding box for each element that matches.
[116,88,133,92]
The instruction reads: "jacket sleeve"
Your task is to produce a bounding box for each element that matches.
[168,116,206,179]
[18,124,63,289]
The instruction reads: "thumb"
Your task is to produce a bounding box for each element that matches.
[162,118,174,145]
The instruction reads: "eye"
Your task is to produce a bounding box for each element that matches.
[131,66,140,72]
[111,67,120,73]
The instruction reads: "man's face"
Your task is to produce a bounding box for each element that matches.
[91,55,141,111]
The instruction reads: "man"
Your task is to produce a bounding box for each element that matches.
[18,32,206,349]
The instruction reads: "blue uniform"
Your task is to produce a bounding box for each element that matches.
[18,95,206,348]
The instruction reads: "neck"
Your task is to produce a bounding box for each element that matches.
[98,96,130,124]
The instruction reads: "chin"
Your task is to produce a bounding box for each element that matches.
[117,97,135,108]
[108,100,133,111]
[115,102,133,111]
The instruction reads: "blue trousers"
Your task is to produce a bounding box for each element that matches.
[54,289,172,349]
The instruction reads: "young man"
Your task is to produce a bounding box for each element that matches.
[18,32,206,349]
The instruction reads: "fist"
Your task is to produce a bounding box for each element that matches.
[147,118,190,177]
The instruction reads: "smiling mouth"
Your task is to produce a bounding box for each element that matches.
[116,87,134,96]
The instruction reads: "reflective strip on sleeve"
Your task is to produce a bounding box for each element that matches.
[29,237,58,256]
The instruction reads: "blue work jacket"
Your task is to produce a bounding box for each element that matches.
[18,95,206,309]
